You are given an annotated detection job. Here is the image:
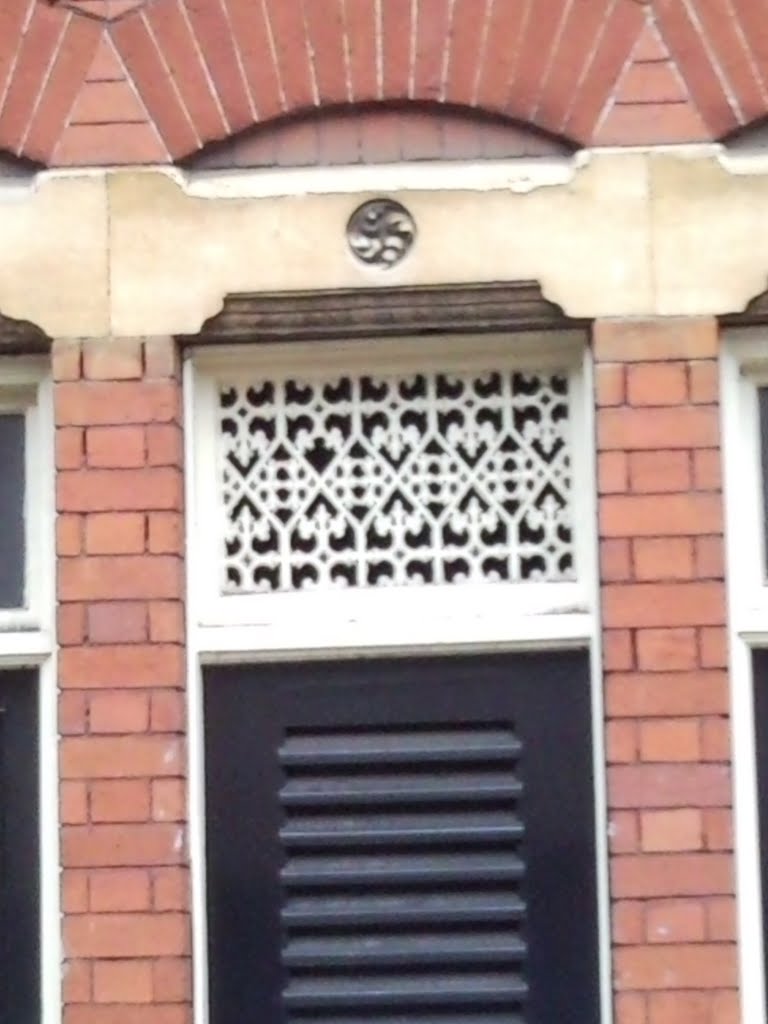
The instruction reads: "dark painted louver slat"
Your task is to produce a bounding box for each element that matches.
[282,892,527,928]
[283,933,527,966]
[279,725,528,1022]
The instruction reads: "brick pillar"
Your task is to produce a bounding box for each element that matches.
[54,338,190,1022]
[595,319,738,1024]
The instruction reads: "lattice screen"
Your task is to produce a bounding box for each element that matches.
[218,367,574,593]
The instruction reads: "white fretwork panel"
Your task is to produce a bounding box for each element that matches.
[219,368,574,593]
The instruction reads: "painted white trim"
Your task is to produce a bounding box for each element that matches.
[185,334,608,1024]
[39,653,60,1024]
[184,357,210,1024]
[0,357,58,1022]
[98,143,746,200]
[0,356,49,386]
[0,359,62,1024]
[719,149,768,177]
[26,374,54,632]
[0,359,53,631]
[569,355,595,590]
[0,142,737,198]
[197,583,590,635]
[180,155,584,199]
[721,336,768,1023]
[195,614,593,663]
[191,331,586,376]
[0,631,54,663]
[35,364,58,1024]
[580,346,613,1024]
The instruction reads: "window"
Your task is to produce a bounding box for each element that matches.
[0,357,55,1022]
[190,333,592,650]
[0,411,27,608]
[187,323,604,1024]
[721,332,768,1022]
[0,360,51,633]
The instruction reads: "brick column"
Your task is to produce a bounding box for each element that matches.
[595,319,737,1024]
[54,338,190,1022]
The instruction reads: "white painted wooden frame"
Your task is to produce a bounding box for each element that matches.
[0,357,54,644]
[184,333,611,1024]
[721,331,768,1023]
[190,332,592,650]
[0,357,58,1024]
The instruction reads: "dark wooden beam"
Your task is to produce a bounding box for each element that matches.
[721,288,768,327]
[0,312,50,354]
[179,282,588,345]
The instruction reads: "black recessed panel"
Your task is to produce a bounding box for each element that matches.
[204,650,598,1024]
[0,413,25,608]
[753,647,768,1023]
[0,669,39,1022]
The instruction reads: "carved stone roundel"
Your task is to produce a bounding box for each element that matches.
[347,199,416,268]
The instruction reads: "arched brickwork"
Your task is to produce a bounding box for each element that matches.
[1,0,768,166]
[184,102,574,171]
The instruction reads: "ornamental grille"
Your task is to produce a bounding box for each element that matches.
[219,367,574,593]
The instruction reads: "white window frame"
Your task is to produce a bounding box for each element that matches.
[0,357,54,645]
[722,330,768,1023]
[0,356,58,1024]
[190,332,593,653]
[184,331,611,1024]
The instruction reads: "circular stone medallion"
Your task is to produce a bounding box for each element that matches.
[346,199,416,268]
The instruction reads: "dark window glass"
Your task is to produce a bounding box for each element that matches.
[759,389,768,579]
[0,669,39,1020]
[0,413,25,608]
[204,651,599,1024]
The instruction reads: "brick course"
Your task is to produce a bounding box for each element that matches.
[595,318,736,1023]
[53,338,190,1023]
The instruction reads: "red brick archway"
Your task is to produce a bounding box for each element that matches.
[4,1,768,165]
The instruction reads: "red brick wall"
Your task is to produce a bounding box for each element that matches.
[595,319,738,1024]
[45,319,746,1023]
[53,338,191,1024]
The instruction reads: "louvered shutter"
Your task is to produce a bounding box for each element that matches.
[204,651,598,1024]
[0,670,39,1021]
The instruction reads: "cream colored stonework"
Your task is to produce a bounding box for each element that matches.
[651,150,768,316]
[3,148,768,338]
[106,153,653,336]
[0,173,109,338]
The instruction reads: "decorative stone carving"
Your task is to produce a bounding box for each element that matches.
[219,367,574,593]
[346,199,416,268]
